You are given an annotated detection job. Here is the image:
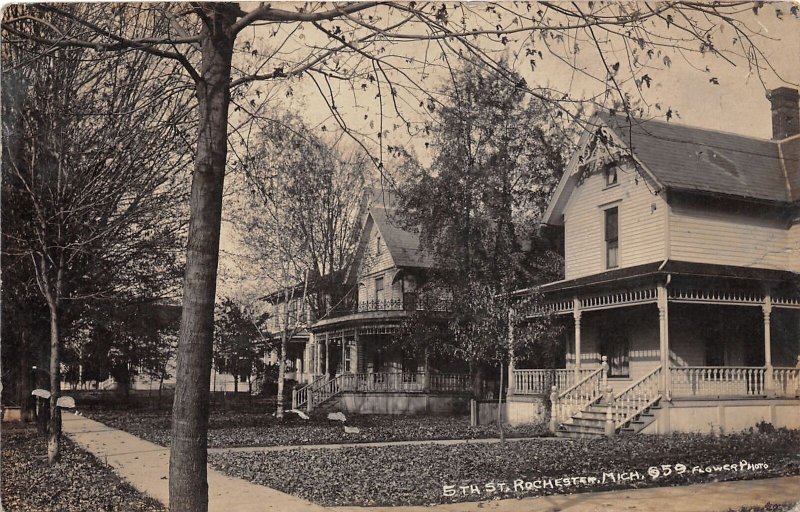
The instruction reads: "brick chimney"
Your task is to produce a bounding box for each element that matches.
[767,87,799,140]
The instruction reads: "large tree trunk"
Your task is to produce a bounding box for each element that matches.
[46,300,61,463]
[168,8,235,512]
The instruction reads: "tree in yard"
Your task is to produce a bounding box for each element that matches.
[397,59,568,403]
[229,112,366,417]
[213,297,271,396]
[3,2,790,508]
[1,6,191,462]
[233,112,366,319]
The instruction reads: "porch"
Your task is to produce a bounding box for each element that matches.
[510,262,800,436]
[297,317,473,413]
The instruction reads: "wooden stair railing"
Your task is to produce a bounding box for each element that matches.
[550,356,608,431]
[609,366,662,434]
[293,374,331,411]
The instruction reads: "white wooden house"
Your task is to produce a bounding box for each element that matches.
[511,87,800,437]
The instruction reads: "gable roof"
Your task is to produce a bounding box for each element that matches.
[544,112,799,224]
[369,205,435,269]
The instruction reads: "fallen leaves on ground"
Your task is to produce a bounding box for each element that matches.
[209,429,800,507]
[730,504,799,512]
[86,409,548,447]
[1,423,165,512]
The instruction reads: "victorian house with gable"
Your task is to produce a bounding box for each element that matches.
[263,190,472,414]
[510,87,800,437]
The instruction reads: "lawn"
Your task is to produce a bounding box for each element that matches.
[1,422,165,512]
[209,429,800,507]
[86,407,549,448]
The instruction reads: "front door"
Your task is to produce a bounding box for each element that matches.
[599,324,630,378]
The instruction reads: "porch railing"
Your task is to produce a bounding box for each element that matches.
[670,366,766,398]
[610,366,662,430]
[513,368,596,395]
[294,374,328,410]
[293,372,473,411]
[773,367,800,398]
[430,373,472,392]
[552,358,607,425]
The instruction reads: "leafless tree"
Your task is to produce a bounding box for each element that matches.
[2,6,192,462]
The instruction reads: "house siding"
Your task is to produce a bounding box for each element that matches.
[360,218,395,274]
[563,164,666,279]
[359,269,402,303]
[788,222,800,272]
[669,200,791,270]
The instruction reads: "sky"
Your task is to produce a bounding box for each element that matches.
[279,1,800,142]
[218,1,800,297]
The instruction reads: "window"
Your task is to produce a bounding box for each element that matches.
[376,235,382,255]
[605,207,619,269]
[604,163,619,187]
[344,341,352,373]
[375,277,384,302]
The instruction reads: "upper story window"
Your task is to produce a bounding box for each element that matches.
[605,207,619,269]
[604,163,619,187]
[375,276,384,302]
[376,235,382,255]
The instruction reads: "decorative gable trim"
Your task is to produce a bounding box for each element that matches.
[543,113,665,225]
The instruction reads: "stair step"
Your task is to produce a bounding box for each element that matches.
[561,423,605,433]
[576,411,608,420]
[571,417,607,427]
[556,428,606,439]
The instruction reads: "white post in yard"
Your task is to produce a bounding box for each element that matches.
[549,385,559,432]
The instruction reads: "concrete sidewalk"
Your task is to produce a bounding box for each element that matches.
[64,413,800,512]
[62,413,325,512]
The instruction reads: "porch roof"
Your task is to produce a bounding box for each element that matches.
[536,260,798,296]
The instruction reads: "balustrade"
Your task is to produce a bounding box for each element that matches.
[513,369,595,395]
[610,366,662,429]
[295,372,473,410]
[773,367,800,398]
[551,357,608,425]
[670,367,766,398]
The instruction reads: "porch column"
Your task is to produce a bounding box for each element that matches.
[341,336,347,374]
[763,294,774,396]
[314,337,322,375]
[353,329,360,373]
[573,297,582,379]
[507,307,515,396]
[325,333,330,376]
[657,283,671,398]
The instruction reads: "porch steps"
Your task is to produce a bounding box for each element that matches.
[556,400,660,438]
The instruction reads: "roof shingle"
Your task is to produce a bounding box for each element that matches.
[599,112,796,203]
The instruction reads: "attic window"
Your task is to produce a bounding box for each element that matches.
[376,235,382,255]
[604,163,619,187]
